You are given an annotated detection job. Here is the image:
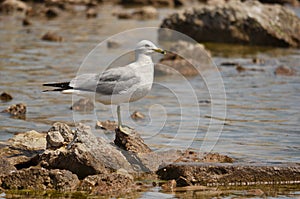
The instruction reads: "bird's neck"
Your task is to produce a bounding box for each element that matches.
[135,53,153,65]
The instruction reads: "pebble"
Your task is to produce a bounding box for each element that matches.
[0,92,13,102]
[41,31,63,42]
[131,111,145,120]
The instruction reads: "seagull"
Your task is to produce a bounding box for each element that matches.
[43,40,166,134]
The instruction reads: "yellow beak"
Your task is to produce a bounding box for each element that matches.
[153,48,166,54]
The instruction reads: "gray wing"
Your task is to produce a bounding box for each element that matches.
[96,67,140,95]
[69,67,140,95]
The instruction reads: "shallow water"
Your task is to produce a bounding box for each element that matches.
[0,3,299,199]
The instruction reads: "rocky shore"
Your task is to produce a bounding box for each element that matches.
[0,0,299,48]
[1,0,300,197]
[160,0,300,47]
[0,122,299,197]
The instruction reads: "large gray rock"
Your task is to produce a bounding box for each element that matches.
[160,0,300,47]
[39,124,134,179]
[0,130,46,166]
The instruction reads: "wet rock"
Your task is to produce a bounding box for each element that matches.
[80,173,136,195]
[2,103,26,117]
[41,31,63,42]
[157,163,300,187]
[131,111,145,120]
[160,0,300,48]
[107,39,121,49]
[70,98,94,112]
[0,92,12,102]
[95,120,117,131]
[0,0,30,14]
[86,7,97,18]
[114,6,158,20]
[114,127,152,153]
[155,41,213,76]
[1,167,79,191]
[119,0,182,7]
[275,65,296,76]
[39,123,133,179]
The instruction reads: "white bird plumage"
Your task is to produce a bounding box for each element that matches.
[43,40,166,133]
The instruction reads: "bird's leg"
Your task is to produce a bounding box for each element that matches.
[117,105,131,135]
[117,105,122,128]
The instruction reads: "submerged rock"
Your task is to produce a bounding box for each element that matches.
[70,98,94,112]
[2,103,26,117]
[275,65,296,76]
[131,111,145,120]
[155,41,213,76]
[160,0,300,48]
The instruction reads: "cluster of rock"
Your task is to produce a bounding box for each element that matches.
[0,122,299,196]
[160,0,300,48]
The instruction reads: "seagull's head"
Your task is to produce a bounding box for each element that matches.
[135,40,166,56]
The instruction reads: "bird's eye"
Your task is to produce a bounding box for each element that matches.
[145,44,150,47]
